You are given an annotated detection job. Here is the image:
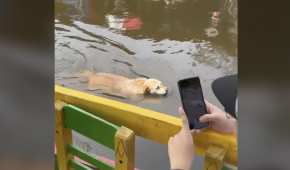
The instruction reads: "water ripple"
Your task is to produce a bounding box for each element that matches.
[72,23,136,55]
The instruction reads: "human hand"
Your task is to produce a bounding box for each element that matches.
[168,107,195,170]
[199,100,237,134]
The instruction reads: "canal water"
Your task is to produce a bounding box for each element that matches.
[55,0,237,169]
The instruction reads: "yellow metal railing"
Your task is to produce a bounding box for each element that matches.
[55,85,237,169]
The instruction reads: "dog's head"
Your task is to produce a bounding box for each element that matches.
[144,79,168,96]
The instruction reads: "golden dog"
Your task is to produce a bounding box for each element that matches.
[79,71,168,97]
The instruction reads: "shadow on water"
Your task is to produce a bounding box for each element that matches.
[55,0,237,169]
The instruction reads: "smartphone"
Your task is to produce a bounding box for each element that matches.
[178,77,208,129]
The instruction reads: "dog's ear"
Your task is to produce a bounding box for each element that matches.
[134,78,150,93]
[144,86,151,94]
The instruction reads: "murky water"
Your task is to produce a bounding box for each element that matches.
[55,0,237,169]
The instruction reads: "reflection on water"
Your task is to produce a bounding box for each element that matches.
[56,0,237,49]
[55,0,237,169]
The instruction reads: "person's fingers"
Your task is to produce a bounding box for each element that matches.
[171,135,179,144]
[174,132,182,140]
[168,137,173,144]
[191,129,202,134]
[168,137,173,154]
[178,106,190,130]
[199,113,215,123]
[204,100,215,113]
[204,99,210,112]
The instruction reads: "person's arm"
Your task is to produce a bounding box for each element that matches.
[168,100,237,170]
[168,107,195,170]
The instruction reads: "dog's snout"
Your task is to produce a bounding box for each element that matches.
[163,88,169,96]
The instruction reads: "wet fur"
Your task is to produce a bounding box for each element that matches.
[79,71,167,98]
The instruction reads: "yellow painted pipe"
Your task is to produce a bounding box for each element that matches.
[55,85,237,166]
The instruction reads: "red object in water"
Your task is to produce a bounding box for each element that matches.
[123,17,143,30]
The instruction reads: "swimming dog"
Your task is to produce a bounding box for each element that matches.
[79,71,168,97]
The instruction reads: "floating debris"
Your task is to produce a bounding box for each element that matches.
[205,27,219,38]
[153,50,166,54]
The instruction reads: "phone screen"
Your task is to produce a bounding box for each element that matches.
[178,77,208,129]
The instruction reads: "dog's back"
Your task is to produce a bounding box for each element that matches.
[79,71,129,89]
[90,73,128,86]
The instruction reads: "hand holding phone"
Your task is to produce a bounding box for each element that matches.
[178,77,209,129]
